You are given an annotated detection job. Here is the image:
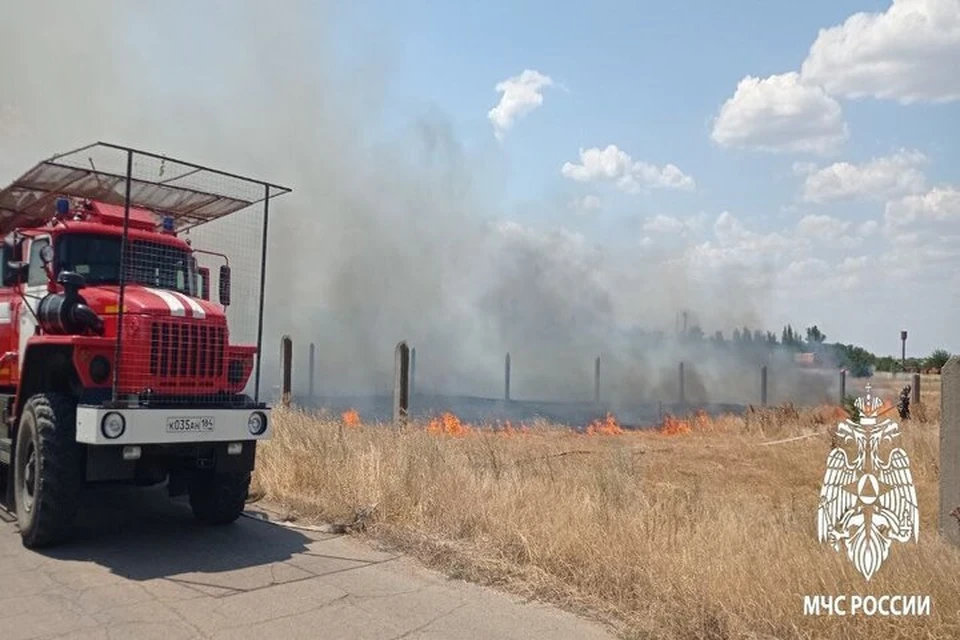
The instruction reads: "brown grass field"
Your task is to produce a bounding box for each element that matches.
[251,373,960,640]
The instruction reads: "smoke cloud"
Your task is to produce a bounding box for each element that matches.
[0,1,834,413]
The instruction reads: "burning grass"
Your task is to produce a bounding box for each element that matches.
[253,395,960,640]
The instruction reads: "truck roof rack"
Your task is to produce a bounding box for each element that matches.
[0,141,292,236]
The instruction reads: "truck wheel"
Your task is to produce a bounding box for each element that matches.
[14,393,84,548]
[188,471,250,525]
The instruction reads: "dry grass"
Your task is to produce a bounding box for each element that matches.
[252,385,960,640]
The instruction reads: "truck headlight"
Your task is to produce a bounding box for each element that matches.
[101,412,126,439]
[247,411,267,435]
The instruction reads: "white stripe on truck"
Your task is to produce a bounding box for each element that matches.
[172,291,206,319]
[146,287,186,317]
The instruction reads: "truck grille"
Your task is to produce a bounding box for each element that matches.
[149,321,225,382]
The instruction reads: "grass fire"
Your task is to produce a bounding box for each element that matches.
[252,376,959,640]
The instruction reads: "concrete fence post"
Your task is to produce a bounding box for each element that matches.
[410,347,417,398]
[393,341,411,427]
[504,352,511,401]
[308,342,315,404]
[939,357,960,545]
[679,361,686,408]
[280,334,292,407]
[912,372,921,406]
[839,369,847,405]
[760,365,768,407]
[594,356,601,404]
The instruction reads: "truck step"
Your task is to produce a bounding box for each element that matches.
[0,437,9,465]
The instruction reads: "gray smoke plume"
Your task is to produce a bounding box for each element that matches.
[0,1,834,415]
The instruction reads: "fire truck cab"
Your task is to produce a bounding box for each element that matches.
[0,143,288,548]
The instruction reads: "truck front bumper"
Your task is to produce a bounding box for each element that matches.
[75,405,272,445]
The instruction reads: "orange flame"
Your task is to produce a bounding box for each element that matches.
[660,409,713,436]
[497,420,530,437]
[660,415,691,436]
[428,412,471,437]
[586,413,624,435]
[342,409,361,427]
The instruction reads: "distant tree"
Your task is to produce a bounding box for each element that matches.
[753,329,765,343]
[927,349,951,371]
[711,330,725,345]
[687,325,704,341]
[732,328,742,343]
[831,343,874,377]
[766,331,778,346]
[806,325,826,345]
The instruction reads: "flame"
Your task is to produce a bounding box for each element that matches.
[660,409,712,436]
[428,412,471,437]
[341,409,361,427]
[660,415,691,436]
[586,413,624,435]
[497,420,529,437]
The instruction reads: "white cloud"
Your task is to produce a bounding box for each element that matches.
[710,72,849,155]
[561,145,695,192]
[859,220,879,236]
[796,214,851,237]
[880,186,960,278]
[487,69,554,140]
[795,214,864,249]
[800,0,960,104]
[569,194,601,214]
[642,213,706,236]
[884,186,960,230]
[800,149,928,202]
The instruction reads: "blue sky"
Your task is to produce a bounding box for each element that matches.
[2,0,959,359]
[326,0,960,355]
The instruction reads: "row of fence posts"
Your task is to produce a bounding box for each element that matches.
[280,337,905,416]
[278,339,960,550]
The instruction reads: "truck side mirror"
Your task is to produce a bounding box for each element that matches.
[4,261,27,287]
[218,264,231,307]
[198,266,210,300]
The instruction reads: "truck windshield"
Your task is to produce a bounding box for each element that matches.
[54,234,197,296]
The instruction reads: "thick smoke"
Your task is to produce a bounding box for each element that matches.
[0,1,834,411]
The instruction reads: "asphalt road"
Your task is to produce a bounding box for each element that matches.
[0,485,616,640]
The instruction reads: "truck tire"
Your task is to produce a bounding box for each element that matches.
[188,471,250,525]
[14,393,84,548]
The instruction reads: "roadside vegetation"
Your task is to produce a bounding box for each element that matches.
[252,377,959,640]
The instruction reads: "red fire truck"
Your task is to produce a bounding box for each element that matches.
[0,142,289,548]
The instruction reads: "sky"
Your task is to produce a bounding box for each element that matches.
[332,0,960,358]
[1,0,959,379]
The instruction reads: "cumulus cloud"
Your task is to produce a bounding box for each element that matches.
[879,186,960,279]
[680,211,869,296]
[710,72,849,155]
[799,149,928,202]
[884,186,960,230]
[796,213,851,237]
[561,144,695,192]
[801,0,960,103]
[487,69,554,140]
[796,214,863,249]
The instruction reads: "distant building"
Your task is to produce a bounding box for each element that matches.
[794,352,816,366]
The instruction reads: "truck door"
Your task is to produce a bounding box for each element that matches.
[0,237,17,384]
[17,235,51,374]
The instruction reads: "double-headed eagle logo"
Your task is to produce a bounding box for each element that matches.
[817,384,919,581]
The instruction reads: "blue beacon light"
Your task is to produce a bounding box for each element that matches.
[162,216,175,233]
[55,197,70,216]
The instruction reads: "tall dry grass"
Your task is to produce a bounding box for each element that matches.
[252,395,960,640]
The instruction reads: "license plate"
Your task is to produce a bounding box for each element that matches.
[166,416,215,433]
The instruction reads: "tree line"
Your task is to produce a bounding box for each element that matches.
[675,322,952,378]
